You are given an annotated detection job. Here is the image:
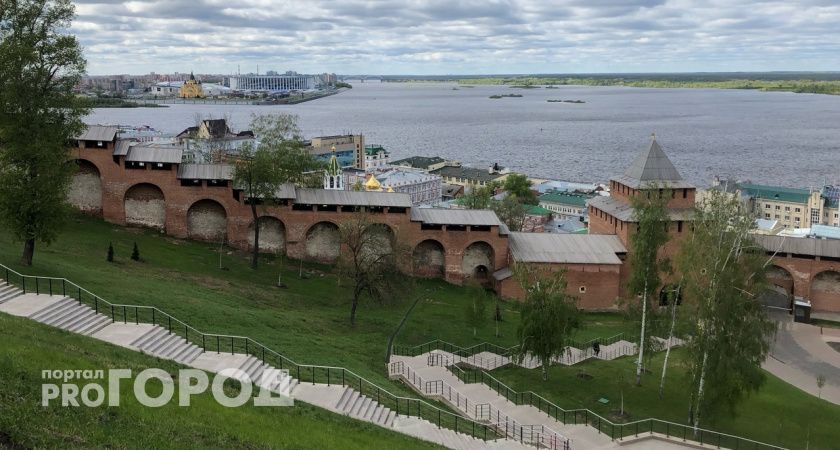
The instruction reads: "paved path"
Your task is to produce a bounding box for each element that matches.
[763,312,840,405]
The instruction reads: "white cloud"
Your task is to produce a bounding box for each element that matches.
[69,0,840,74]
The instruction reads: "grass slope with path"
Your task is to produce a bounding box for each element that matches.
[0,313,442,450]
[0,214,627,391]
[487,349,840,450]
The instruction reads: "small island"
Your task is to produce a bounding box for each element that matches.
[489,94,523,99]
[547,99,585,103]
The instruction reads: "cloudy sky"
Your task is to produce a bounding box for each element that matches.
[72,0,840,75]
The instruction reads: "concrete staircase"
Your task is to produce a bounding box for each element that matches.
[0,281,23,304]
[131,326,204,365]
[0,270,537,450]
[29,296,113,336]
[335,386,397,427]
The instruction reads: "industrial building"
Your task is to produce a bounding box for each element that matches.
[228,74,316,91]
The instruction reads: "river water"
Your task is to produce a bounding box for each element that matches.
[86,82,840,188]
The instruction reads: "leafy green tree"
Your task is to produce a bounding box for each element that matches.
[514,264,580,381]
[464,284,487,337]
[234,114,319,269]
[627,184,671,386]
[107,242,114,263]
[460,182,497,209]
[338,214,407,326]
[503,173,537,205]
[131,242,140,261]
[0,0,88,265]
[676,190,775,432]
[491,194,528,231]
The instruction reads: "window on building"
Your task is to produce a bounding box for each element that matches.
[677,221,683,232]
[765,204,770,209]
[775,214,780,219]
[775,205,781,210]
[579,286,586,293]
[765,213,770,219]
[795,208,801,213]
[785,206,790,211]
[784,216,790,221]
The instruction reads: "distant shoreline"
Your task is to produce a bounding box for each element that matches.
[388,77,840,96]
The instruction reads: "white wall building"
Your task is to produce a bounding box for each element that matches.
[228,75,316,91]
[376,169,442,206]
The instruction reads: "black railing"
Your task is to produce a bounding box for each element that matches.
[0,263,505,445]
[445,364,785,450]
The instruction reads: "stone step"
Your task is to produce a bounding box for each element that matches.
[144,332,182,355]
[0,289,22,304]
[354,396,371,417]
[75,315,113,336]
[335,387,353,410]
[175,345,204,365]
[361,398,377,419]
[30,297,76,322]
[51,306,95,329]
[131,326,168,348]
[65,311,107,333]
[384,409,396,427]
[170,341,199,362]
[158,338,191,359]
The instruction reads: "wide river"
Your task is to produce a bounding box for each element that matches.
[87,82,840,188]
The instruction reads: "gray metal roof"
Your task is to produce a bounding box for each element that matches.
[613,138,693,189]
[410,208,502,226]
[177,164,234,180]
[754,234,840,259]
[113,139,132,156]
[76,125,119,142]
[294,188,412,207]
[588,195,694,222]
[77,125,118,142]
[493,267,513,281]
[125,144,183,164]
[509,232,626,265]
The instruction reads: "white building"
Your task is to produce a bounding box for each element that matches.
[364,145,390,171]
[228,74,316,91]
[376,169,442,206]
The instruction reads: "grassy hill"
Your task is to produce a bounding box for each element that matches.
[0,313,441,449]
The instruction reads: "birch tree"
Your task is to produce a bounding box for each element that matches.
[627,184,671,386]
[677,190,775,432]
[514,264,581,381]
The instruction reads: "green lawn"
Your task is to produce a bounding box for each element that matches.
[487,350,840,450]
[0,313,441,450]
[0,214,627,389]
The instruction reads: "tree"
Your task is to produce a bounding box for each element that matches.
[627,184,671,386]
[503,173,537,205]
[514,264,581,381]
[0,0,89,266]
[338,214,406,326]
[491,194,528,231]
[131,242,140,261]
[233,114,319,269]
[658,282,684,398]
[464,284,487,337]
[676,190,776,432]
[459,182,497,209]
[107,242,114,262]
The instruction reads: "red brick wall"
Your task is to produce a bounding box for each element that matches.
[496,261,621,310]
[72,143,509,284]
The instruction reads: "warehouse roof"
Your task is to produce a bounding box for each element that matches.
[754,234,840,259]
[294,188,411,207]
[113,139,132,156]
[509,233,625,265]
[77,125,118,142]
[410,208,502,227]
[431,165,506,183]
[391,156,447,170]
[125,144,183,164]
[177,164,234,180]
[589,196,693,222]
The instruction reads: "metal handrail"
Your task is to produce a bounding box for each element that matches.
[0,263,502,444]
[391,360,571,450]
[444,363,786,450]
